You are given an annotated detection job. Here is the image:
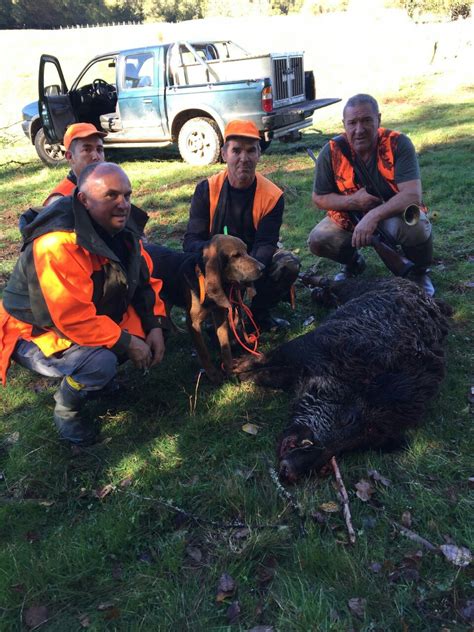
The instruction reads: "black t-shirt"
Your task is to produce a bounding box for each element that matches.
[183,177,284,267]
[313,133,421,200]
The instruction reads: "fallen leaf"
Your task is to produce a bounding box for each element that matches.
[303,315,316,327]
[119,477,132,488]
[242,423,259,435]
[355,479,375,502]
[138,550,153,564]
[24,605,48,628]
[319,501,340,513]
[367,469,391,487]
[226,600,241,624]
[25,531,40,543]
[459,599,474,622]
[103,607,120,621]
[234,527,250,540]
[111,563,123,580]
[5,431,20,446]
[389,567,420,583]
[216,572,236,602]
[440,544,472,567]
[94,484,114,500]
[78,613,91,628]
[401,511,412,528]
[186,545,203,563]
[329,608,341,622]
[348,597,366,618]
[234,466,255,481]
[463,281,474,289]
[97,602,115,611]
[38,500,55,507]
[310,510,328,524]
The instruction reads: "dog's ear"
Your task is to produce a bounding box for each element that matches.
[203,240,231,309]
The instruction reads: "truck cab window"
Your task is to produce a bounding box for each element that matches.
[123,53,154,89]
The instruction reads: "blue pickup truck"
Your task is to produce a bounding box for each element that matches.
[22,40,339,166]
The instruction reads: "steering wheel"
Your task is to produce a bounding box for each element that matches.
[92,78,115,100]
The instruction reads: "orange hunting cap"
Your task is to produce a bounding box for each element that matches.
[63,123,107,150]
[224,119,260,141]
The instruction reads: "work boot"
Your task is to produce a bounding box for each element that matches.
[406,268,435,296]
[253,310,290,333]
[403,235,435,296]
[334,252,366,282]
[53,378,99,446]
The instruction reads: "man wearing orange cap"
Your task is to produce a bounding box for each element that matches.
[43,122,107,206]
[183,119,300,331]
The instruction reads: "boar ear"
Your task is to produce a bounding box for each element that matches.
[203,240,231,309]
[278,434,299,459]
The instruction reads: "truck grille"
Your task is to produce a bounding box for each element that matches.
[272,54,304,107]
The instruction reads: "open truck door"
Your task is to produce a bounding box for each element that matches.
[39,54,77,143]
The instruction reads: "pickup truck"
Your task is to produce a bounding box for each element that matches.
[22,40,340,166]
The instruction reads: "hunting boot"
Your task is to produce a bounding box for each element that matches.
[53,377,99,445]
[403,235,435,297]
[334,251,366,282]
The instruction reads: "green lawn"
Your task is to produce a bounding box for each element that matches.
[0,85,473,630]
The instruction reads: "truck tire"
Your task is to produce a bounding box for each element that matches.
[34,128,66,166]
[178,117,222,166]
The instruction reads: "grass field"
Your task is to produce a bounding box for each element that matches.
[1,13,474,632]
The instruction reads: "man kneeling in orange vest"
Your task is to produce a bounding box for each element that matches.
[1,163,167,445]
[308,93,434,296]
[183,119,300,332]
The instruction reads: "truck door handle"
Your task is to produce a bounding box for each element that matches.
[142,98,152,103]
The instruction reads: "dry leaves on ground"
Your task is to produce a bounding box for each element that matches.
[216,572,236,602]
[348,597,366,618]
[440,544,472,567]
[24,605,48,628]
[355,479,375,502]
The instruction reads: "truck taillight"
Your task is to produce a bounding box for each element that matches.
[261,86,273,113]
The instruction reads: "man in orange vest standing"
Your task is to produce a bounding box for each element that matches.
[43,122,106,206]
[308,94,434,295]
[183,119,300,331]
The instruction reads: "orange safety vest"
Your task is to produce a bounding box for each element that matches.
[327,128,426,230]
[0,236,164,386]
[208,170,283,232]
[43,177,76,206]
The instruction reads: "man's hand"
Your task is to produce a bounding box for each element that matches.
[350,188,380,212]
[352,210,380,248]
[127,335,153,370]
[146,328,165,367]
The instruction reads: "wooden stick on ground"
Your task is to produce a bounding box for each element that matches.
[331,456,356,545]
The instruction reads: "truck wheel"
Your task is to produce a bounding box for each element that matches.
[178,117,222,166]
[34,128,66,166]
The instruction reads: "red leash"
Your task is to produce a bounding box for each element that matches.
[228,285,263,358]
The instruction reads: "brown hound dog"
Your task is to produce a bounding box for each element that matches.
[146,235,264,383]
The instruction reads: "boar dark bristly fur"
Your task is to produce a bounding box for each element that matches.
[236,277,451,483]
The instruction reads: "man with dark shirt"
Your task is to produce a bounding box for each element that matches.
[183,119,300,330]
[308,94,434,295]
